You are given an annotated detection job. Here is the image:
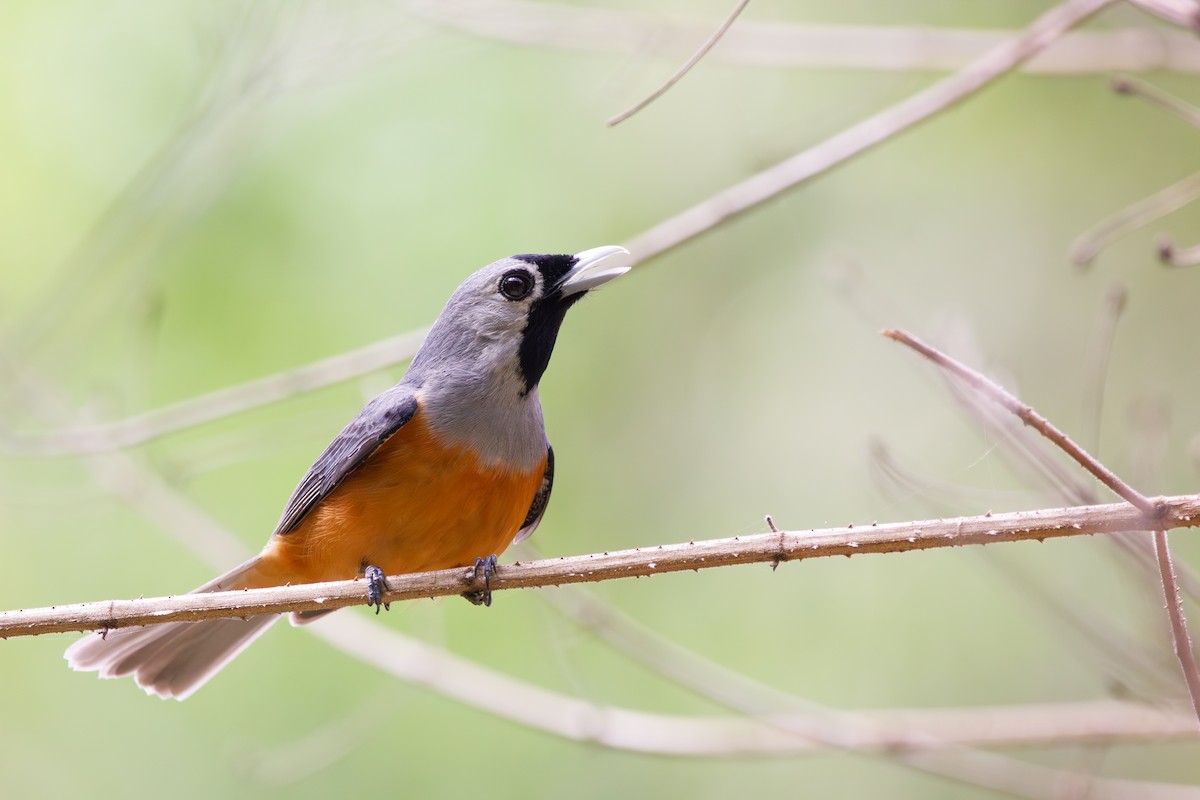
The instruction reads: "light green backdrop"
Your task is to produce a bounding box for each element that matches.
[3,2,1199,797]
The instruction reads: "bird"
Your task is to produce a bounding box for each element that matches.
[65,245,631,699]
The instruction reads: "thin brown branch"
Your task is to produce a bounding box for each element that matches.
[0,326,428,456]
[1153,530,1200,720]
[926,342,1198,695]
[412,0,1200,74]
[935,348,1200,606]
[7,495,1200,638]
[885,327,1200,726]
[883,328,1158,516]
[607,0,751,127]
[624,0,1115,265]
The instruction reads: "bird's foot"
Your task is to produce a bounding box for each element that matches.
[364,565,390,613]
[462,554,499,607]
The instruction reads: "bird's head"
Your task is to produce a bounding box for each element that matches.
[411,246,632,395]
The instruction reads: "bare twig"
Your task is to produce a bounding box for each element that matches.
[0,327,428,456]
[8,495,1200,638]
[1070,170,1200,266]
[1082,284,1127,453]
[959,363,1200,611]
[1113,74,1200,128]
[932,345,1200,606]
[885,328,1200,726]
[1071,77,1200,266]
[1153,530,1200,721]
[883,328,1158,516]
[885,353,1190,698]
[1159,235,1200,266]
[607,0,751,126]
[411,0,1200,74]
[624,0,1115,265]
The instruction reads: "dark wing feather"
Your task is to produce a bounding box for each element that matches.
[513,446,554,544]
[273,388,419,535]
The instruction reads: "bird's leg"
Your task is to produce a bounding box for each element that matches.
[363,564,390,613]
[462,554,499,607]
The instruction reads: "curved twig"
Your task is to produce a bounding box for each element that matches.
[883,329,1158,515]
[607,0,751,126]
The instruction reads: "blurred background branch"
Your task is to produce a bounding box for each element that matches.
[412,0,1200,74]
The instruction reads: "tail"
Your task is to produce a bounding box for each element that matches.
[65,557,281,700]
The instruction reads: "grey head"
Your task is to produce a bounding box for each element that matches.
[402,245,631,470]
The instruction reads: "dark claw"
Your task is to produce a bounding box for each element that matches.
[365,565,390,613]
[463,554,499,607]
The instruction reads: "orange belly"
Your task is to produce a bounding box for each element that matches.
[258,409,546,585]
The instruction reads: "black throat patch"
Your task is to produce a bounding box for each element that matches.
[513,254,583,394]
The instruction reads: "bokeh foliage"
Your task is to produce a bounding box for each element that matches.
[3,1,1200,797]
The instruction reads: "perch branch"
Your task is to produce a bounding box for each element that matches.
[5,495,1200,638]
[13,368,1196,795]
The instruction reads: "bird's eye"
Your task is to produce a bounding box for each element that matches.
[499,270,534,301]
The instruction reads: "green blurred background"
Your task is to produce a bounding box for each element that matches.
[3,1,1200,796]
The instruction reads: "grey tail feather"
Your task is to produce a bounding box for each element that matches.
[64,556,279,700]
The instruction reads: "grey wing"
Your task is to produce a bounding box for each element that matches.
[513,446,554,545]
[273,387,419,536]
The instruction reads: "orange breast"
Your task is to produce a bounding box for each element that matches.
[258,408,546,585]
